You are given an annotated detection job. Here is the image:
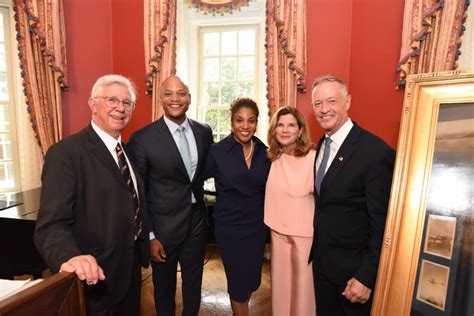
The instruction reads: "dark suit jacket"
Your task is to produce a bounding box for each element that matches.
[311,122,395,290]
[126,117,213,245]
[34,125,150,309]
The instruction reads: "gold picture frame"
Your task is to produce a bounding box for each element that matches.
[371,70,474,316]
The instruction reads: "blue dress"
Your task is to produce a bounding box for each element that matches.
[204,134,271,302]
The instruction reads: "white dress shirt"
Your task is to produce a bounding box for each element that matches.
[91,120,138,192]
[316,119,354,174]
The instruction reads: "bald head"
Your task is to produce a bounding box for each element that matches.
[160,75,191,124]
[161,75,189,95]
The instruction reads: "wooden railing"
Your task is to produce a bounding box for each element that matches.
[0,272,85,316]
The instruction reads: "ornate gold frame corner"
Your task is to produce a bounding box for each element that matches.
[371,70,474,316]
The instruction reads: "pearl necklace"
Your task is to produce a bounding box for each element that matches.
[245,140,254,161]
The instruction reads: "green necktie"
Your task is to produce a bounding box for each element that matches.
[177,126,192,179]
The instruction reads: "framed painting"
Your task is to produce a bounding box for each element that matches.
[371,70,474,316]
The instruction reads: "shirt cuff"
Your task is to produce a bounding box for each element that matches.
[149,231,155,240]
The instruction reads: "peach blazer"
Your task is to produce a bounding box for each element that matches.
[264,150,316,237]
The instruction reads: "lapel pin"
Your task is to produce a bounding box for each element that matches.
[338,156,344,161]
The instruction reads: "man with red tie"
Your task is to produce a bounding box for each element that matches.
[34,75,150,316]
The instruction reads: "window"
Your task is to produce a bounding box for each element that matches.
[199,25,259,142]
[176,1,267,196]
[176,0,267,142]
[0,2,21,192]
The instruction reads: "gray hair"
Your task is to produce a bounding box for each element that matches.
[90,74,137,102]
[311,75,348,96]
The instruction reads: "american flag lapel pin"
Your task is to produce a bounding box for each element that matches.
[338,156,344,161]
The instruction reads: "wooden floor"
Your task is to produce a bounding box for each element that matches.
[140,244,271,315]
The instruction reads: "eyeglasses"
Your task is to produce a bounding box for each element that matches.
[96,96,136,111]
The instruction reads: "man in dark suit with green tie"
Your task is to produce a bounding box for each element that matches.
[127,75,213,316]
[309,75,395,316]
[34,74,150,315]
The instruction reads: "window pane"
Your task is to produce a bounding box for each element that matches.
[218,108,231,134]
[0,44,6,71]
[204,108,218,132]
[204,108,231,142]
[0,72,8,101]
[203,82,218,106]
[203,58,219,81]
[0,161,14,188]
[0,8,19,191]
[0,104,9,132]
[221,82,236,106]
[221,57,236,81]
[238,81,254,98]
[0,14,4,42]
[239,30,255,54]
[0,133,11,159]
[0,162,5,180]
[203,32,219,56]
[238,57,254,80]
[221,31,237,55]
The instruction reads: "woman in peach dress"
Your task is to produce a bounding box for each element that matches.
[264,106,316,315]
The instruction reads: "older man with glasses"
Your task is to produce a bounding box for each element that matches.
[34,74,150,316]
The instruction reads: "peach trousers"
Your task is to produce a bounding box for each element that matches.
[270,229,316,316]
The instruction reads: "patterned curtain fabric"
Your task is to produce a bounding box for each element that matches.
[265,0,306,116]
[16,79,43,191]
[396,0,469,88]
[13,0,68,156]
[184,0,249,15]
[144,0,177,121]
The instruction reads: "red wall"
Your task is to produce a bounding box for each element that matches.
[62,0,113,137]
[298,0,405,149]
[348,0,405,148]
[111,0,152,140]
[298,0,353,143]
[62,0,404,148]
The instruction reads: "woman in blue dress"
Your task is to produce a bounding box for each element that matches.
[203,97,270,316]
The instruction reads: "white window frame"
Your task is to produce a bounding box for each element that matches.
[198,24,260,141]
[176,0,268,142]
[0,1,21,192]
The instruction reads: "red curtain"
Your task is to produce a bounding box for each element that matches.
[13,0,68,156]
[144,0,177,121]
[397,0,469,88]
[265,0,306,115]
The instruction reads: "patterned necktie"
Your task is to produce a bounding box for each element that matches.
[177,126,192,179]
[316,137,332,194]
[115,143,143,237]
